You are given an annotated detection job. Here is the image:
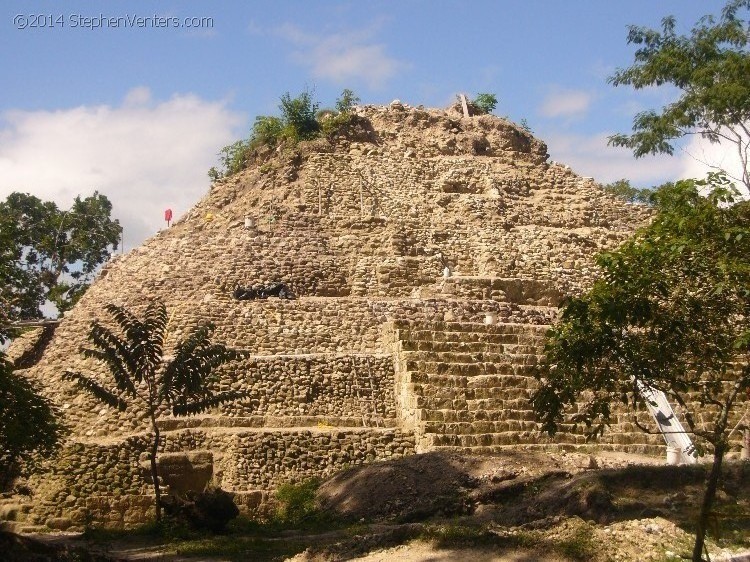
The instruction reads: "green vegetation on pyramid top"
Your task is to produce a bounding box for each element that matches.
[208,89,363,181]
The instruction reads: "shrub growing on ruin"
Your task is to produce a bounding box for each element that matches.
[64,300,247,523]
[279,91,320,142]
[208,89,361,179]
[472,93,498,114]
[274,479,321,527]
[335,89,360,114]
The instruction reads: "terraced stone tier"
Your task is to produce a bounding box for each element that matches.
[389,319,667,455]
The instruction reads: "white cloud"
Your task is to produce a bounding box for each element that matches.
[679,128,749,193]
[544,126,749,191]
[544,131,686,186]
[540,89,593,118]
[273,22,407,89]
[0,88,243,250]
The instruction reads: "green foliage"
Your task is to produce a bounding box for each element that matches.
[278,91,320,141]
[533,173,749,440]
[532,173,750,561]
[0,353,63,488]
[608,0,750,190]
[335,89,360,114]
[602,179,653,204]
[64,300,246,521]
[274,479,321,526]
[472,93,498,114]
[519,119,533,134]
[209,89,360,178]
[0,192,121,320]
[251,116,284,148]
[209,140,253,181]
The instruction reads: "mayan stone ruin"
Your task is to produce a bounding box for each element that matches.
[6,100,660,530]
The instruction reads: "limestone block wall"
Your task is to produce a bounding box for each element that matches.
[214,428,415,491]
[387,319,669,455]
[21,424,415,530]
[215,354,397,421]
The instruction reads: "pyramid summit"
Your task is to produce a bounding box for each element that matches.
[8,100,654,528]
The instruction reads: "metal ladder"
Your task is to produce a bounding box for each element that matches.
[636,380,697,464]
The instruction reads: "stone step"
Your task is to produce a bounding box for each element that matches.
[403,361,534,378]
[409,383,531,402]
[428,442,664,456]
[157,414,398,431]
[419,408,537,423]
[426,432,537,447]
[398,340,544,354]
[401,350,543,366]
[400,328,549,344]
[393,320,551,336]
[193,298,552,355]
[422,419,538,435]
[405,372,535,391]
[413,394,532,411]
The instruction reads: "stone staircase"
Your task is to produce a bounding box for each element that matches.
[388,318,560,453]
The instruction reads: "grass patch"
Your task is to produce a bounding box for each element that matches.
[555,525,597,561]
[419,523,541,552]
[174,536,309,562]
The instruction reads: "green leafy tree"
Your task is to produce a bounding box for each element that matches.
[0,192,121,319]
[532,174,750,562]
[472,93,498,114]
[63,300,246,522]
[0,352,63,489]
[602,179,653,204]
[279,91,320,141]
[608,0,750,191]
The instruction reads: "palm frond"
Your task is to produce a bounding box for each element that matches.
[80,347,138,398]
[104,303,145,343]
[63,370,128,411]
[87,321,140,384]
[172,390,249,416]
[163,338,242,401]
[141,300,168,373]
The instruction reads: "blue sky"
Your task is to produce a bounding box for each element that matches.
[0,1,737,248]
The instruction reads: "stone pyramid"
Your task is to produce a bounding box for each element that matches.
[8,101,655,529]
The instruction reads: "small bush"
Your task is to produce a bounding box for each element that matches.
[335,89,360,114]
[211,139,252,180]
[251,115,284,147]
[472,93,498,114]
[279,91,320,141]
[275,479,320,526]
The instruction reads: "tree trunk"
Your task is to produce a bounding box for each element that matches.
[692,444,725,562]
[149,415,162,523]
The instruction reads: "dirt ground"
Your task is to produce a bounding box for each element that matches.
[6,449,750,561]
[301,449,750,562]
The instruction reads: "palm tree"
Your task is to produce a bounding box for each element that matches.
[64,300,246,522]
